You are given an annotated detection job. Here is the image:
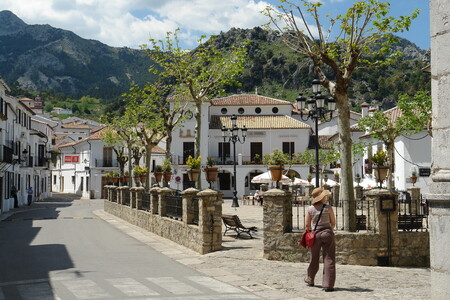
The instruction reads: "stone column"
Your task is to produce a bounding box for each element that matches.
[130,187,137,208]
[331,184,340,207]
[365,189,399,265]
[304,184,314,198]
[354,185,364,199]
[109,186,118,203]
[117,186,127,205]
[150,187,160,215]
[262,189,292,259]
[182,188,199,225]
[134,187,145,210]
[407,187,421,215]
[158,187,172,217]
[428,2,450,297]
[197,189,222,254]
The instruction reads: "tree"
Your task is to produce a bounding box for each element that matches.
[143,29,247,188]
[264,0,419,231]
[101,128,129,179]
[397,91,432,137]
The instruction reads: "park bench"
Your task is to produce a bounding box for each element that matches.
[222,214,257,238]
[398,214,424,231]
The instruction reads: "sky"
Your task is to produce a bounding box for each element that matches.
[0,0,430,50]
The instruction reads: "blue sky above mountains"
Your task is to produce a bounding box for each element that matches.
[0,0,430,50]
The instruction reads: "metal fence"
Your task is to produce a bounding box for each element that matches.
[192,197,199,225]
[166,195,183,220]
[142,192,150,211]
[124,190,131,206]
[291,193,428,233]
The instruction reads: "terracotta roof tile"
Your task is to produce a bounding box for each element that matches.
[211,94,292,106]
[61,124,90,129]
[210,115,310,130]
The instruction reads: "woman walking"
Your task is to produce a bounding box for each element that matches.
[304,187,336,292]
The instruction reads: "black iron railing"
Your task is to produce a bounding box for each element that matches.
[166,195,183,220]
[142,192,150,211]
[124,190,130,206]
[192,197,199,225]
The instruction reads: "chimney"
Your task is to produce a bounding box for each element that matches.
[361,102,369,118]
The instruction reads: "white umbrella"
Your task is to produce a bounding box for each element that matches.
[358,175,378,189]
[293,177,309,185]
[308,176,338,187]
[251,171,291,184]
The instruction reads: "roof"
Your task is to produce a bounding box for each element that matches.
[210,115,311,130]
[211,94,292,106]
[61,124,90,129]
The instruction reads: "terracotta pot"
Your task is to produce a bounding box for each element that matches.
[154,172,163,183]
[134,175,141,185]
[204,167,218,182]
[112,177,119,183]
[139,174,147,184]
[268,165,284,181]
[410,176,417,185]
[163,172,172,183]
[355,177,361,184]
[373,166,389,182]
[187,169,201,182]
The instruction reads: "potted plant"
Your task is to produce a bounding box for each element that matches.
[333,172,339,183]
[410,171,418,186]
[162,158,173,183]
[122,171,130,185]
[111,170,120,184]
[204,156,218,183]
[254,154,261,164]
[323,174,329,183]
[371,150,388,184]
[105,172,113,185]
[307,173,313,183]
[186,155,201,181]
[154,165,164,183]
[133,165,148,185]
[262,149,289,181]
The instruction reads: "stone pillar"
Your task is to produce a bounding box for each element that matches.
[354,185,364,199]
[117,186,128,205]
[182,188,199,225]
[109,186,118,202]
[158,187,172,217]
[331,184,340,207]
[428,2,450,297]
[365,189,399,265]
[134,187,144,210]
[407,187,421,215]
[305,184,314,198]
[130,187,137,208]
[150,187,160,215]
[262,189,292,259]
[197,189,222,254]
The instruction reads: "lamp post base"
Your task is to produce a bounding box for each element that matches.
[231,191,240,207]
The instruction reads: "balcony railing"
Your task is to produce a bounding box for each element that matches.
[95,159,119,167]
[1,145,13,163]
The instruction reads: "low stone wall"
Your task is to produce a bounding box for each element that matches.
[104,201,204,253]
[264,231,429,267]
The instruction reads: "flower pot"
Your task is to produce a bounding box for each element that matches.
[204,167,218,183]
[268,165,284,181]
[355,177,361,184]
[410,176,417,185]
[187,169,201,182]
[154,171,163,183]
[163,172,172,183]
[139,174,147,184]
[373,166,389,183]
[134,175,141,185]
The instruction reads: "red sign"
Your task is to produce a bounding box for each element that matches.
[64,155,80,163]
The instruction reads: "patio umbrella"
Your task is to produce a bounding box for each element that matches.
[251,171,291,184]
[293,177,310,185]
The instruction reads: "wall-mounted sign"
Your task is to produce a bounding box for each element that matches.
[64,155,80,163]
[380,195,396,212]
[419,168,431,177]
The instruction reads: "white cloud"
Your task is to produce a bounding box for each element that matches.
[0,0,275,48]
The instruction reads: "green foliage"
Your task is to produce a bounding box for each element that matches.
[154,165,163,172]
[133,165,148,175]
[371,150,387,166]
[206,156,216,167]
[262,149,290,166]
[186,155,202,169]
[397,91,432,136]
[162,158,172,172]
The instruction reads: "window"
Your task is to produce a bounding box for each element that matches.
[221,108,228,114]
[238,107,245,114]
[54,175,57,184]
[250,142,263,162]
[183,142,195,164]
[255,107,261,114]
[218,142,231,163]
[218,172,231,190]
[272,107,279,114]
[283,142,295,157]
[103,147,113,167]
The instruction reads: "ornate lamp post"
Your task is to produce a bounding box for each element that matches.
[221,114,248,207]
[296,79,336,187]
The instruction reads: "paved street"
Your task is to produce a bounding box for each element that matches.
[1,193,431,299]
[0,194,258,300]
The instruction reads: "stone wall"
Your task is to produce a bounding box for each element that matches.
[263,188,430,267]
[103,186,222,254]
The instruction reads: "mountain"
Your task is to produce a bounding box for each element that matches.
[0,10,155,99]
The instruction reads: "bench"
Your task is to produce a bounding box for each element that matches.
[222,214,257,238]
[398,214,424,231]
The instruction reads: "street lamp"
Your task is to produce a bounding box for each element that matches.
[221,114,248,207]
[296,79,336,188]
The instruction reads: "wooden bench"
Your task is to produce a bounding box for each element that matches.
[222,214,257,238]
[398,214,424,231]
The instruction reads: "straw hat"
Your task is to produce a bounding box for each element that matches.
[311,187,330,204]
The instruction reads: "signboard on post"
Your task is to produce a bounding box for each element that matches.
[64,155,80,163]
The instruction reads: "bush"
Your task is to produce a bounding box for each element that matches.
[262,149,290,166]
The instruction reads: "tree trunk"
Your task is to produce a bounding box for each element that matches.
[386,142,395,190]
[145,143,154,191]
[194,103,202,189]
[127,141,133,187]
[335,91,356,232]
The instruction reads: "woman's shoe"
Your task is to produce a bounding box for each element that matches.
[304,278,314,287]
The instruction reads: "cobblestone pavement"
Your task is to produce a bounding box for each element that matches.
[2,194,431,300]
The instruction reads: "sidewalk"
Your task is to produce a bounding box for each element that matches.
[2,195,431,299]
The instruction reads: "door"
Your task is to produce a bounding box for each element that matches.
[183,142,195,164]
[250,142,263,162]
[218,142,230,164]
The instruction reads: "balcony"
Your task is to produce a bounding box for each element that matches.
[95,159,119,168]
